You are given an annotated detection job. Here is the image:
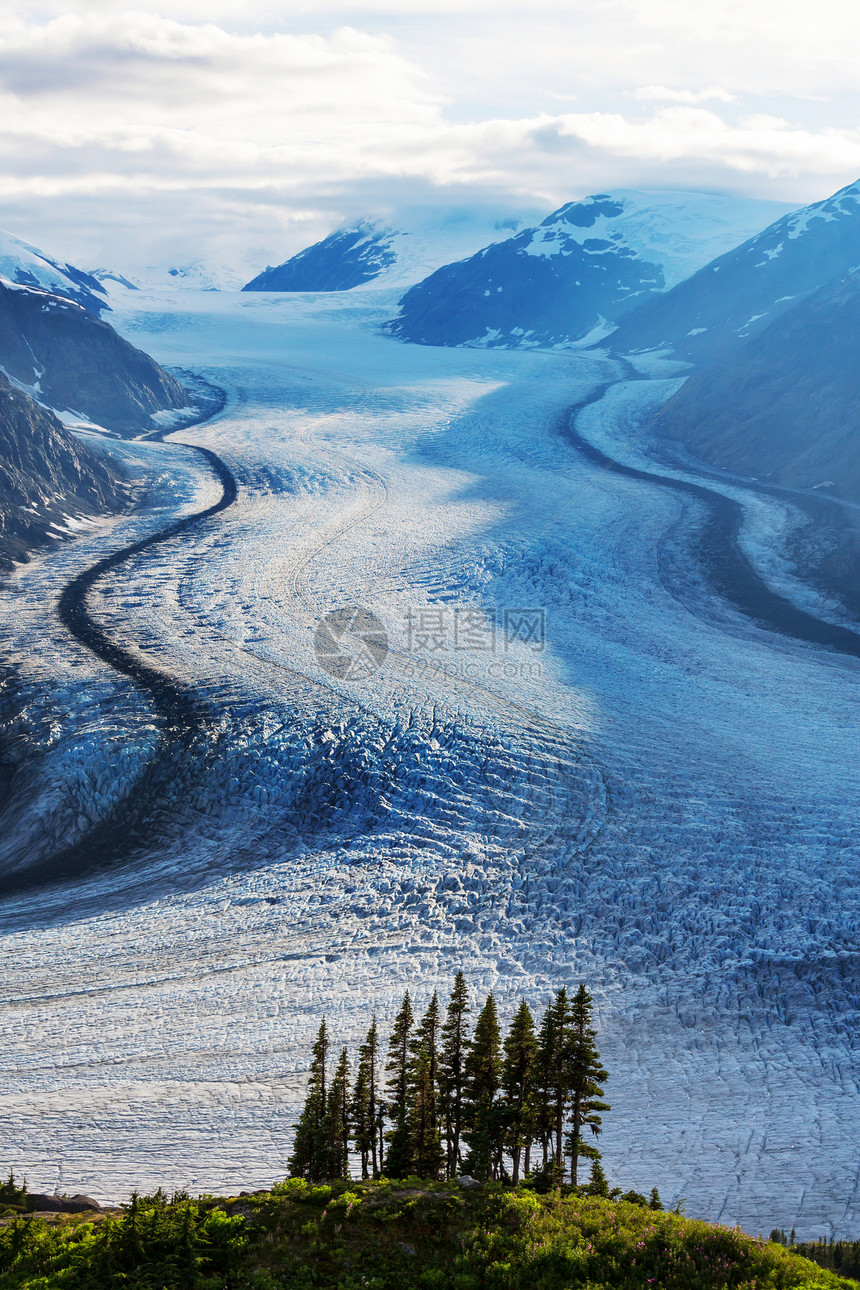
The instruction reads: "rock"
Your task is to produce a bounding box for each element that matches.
[26,1193,102,1213]
[26,1195,65,1213]
[0,278,189,432]
[457,1175,483,1190]
[0,371,127,572]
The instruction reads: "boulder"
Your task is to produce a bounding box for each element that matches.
[26,1193,102,1213]
[457,1175,483,1190]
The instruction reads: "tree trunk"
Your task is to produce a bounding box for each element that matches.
[452,1095,461,1176]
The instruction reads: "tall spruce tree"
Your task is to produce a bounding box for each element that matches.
[321,1048,351,1180]
[288,1019,329,1180]
[384,990,414,1177]
[350,1018,380,1179]
[501,999,537,1184]
[408,992,444,1179]
[463,992,503,1181]
[439,971,471,1178]
[565,983,610,1187]
[533,1002,557,1171]
[550,987,572,1170]
[586,1158,610,1197]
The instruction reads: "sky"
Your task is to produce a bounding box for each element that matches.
[3,0,860,276]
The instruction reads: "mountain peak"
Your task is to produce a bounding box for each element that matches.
[609,177,860,362]
[0,228,108,314]
[542,195,626,229]
[240,207,543,295]
[389,189,794,349]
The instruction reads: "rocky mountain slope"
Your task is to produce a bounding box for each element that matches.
[609,178,860,362]
[387,190,791,348]
[655,269,860,503]
[0,279,188,431]
[0,229,109,315]
[0,372,127,570]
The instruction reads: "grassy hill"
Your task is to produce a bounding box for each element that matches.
[1,1179,857,1290]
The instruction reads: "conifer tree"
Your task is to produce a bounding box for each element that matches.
[550,987,572,1169]
[587,1158,610,1196]
[177,1200,197,1287]
[408,992,444,1179]
[501,999,537,1184]
[533,1003,557,1172]
[350,1047,372,1180]
[384,990,414,1176]
[288,1018,329,1180]
[439,971,471,1178]
[351,1017,380,1179]
[463,992,503,1180]
[565,983,610,1187]
[321,1047,351,1180]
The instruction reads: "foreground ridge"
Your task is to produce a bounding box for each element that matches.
[0,1179,855,1289]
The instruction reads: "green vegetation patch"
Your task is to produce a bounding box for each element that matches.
[0,1180,856,1290]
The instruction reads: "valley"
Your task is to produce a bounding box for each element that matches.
[0,285,858,1237]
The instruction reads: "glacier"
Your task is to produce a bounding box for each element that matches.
[0,284,858,1240]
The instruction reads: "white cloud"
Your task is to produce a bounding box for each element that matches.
[634,86,737,105]
[1,5,859,275]
[552,108,860,175]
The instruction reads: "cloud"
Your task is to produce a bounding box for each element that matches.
[634,86,737,105]
[1,7,859,275]
[551,107,860,175]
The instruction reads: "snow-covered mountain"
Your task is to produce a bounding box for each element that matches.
[242,209,541,294]
[655,268,860,504]
[0,278,189,431]
[0,229,109,314]
[243,224,396,292]
[161,260,249,291]
[94,259,257,295]
[388,190,792,348]
[91,268,139,292]
[610,178,860,361]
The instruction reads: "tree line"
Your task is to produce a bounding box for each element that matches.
[288,973,616,1189]
[772,1232,860,1280]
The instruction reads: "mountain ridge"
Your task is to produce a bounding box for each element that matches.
[241,208,541,294]
[387,189,794,349]
[609,178,860,361]
[0,228,108,315]
[0,372,128,571]
[654,268,860,504]
[0,278,189,431]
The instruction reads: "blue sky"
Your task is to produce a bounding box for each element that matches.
[3,1,860,273]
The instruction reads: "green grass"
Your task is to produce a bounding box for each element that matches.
[0,1179,856,1290]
